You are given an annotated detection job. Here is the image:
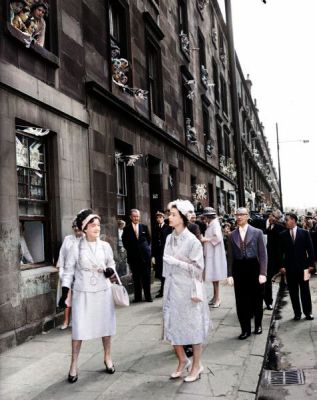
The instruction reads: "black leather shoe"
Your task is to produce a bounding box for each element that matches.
[266,304,273,310]
[132,299,142,303]
[104,362,115,374]
[305,314,314,320]
[155,292,163,298]
[145,298,153,302]
[68,374,78,383]
[254,326,262,335]
[238,332,251,340]
[293,315,301,321]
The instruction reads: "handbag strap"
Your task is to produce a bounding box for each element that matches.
[113,269,123,286]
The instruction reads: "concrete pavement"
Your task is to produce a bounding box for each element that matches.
[0,281,275,400]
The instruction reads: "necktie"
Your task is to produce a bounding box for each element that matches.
[134,224,139,239]
[290,229,295,242]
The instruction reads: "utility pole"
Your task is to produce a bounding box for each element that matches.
[276,122,283,212]
[225,0,245,207]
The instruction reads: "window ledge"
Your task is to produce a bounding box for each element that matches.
[5,23,60,68]
[20,262,57,272]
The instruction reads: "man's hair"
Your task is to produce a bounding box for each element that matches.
[286,212,298,222]
[130,208,140,215]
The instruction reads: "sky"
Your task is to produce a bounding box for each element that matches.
[218,0,317,210]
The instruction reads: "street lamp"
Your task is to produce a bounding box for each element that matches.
[275,122,310,213]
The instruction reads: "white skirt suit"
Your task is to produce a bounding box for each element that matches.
[62,237,116,340]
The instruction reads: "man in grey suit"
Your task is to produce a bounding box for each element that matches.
[228,208,267,339]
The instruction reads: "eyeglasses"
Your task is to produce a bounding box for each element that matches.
[235,214,248,217]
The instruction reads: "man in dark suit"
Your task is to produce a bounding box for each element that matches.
[228,207,267,340]
[152,211,172,298]
[122,209,152,302]
[264,209,285,310]
[279,213,315,320]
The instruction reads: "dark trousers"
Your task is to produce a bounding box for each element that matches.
[233,258,265,334]
[130,260,152,301]
[286,271,312,317]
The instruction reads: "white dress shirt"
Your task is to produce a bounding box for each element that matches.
[239,224,249,241]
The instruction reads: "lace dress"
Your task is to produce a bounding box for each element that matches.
[162,228,210,345]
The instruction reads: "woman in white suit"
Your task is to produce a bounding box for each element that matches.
[163,200,210,383]
[60,209,117,383]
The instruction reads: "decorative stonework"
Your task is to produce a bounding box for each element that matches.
[219,156,237,181]
[193,183,207,201]
[200,65,209,87]
[197,0,210,13]
[180,30,190,56]
[111,40,148,100]
[115,152,143,167]
[185,118,198,145]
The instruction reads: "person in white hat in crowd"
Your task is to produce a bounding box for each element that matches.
[56,218,83,330]
[201,207,227,308]
[163,200,210,383]
[60,209,118,383]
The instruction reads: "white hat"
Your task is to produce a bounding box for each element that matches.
[172,199,194,216]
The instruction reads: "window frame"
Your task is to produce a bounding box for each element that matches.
[144,12,165,119]
[16,124,56,268]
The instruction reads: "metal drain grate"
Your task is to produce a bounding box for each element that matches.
[265,369,305,385]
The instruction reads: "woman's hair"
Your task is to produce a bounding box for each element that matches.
[76,209,100,231]
[171,205,189,227]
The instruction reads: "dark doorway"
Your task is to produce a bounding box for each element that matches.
[148,156,163,232]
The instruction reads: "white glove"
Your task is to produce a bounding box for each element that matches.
[151,257,156,265]
[259,275,267,284]
[163,255,178,265]
[227,276,234,286]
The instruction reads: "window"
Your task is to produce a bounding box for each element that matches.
[168,166,178,201]
[224,127,231,159]
[109,0,129,58]
[198,30,207,87]
[216,121,224,156]
[181,66,196,144]
[202,99,213,158]
[213,58,220,104]
[144,12,165,119]
[208,183,214,207]
[220,74,228,115]
[116,159,127,216]
[16,125,50,265]
[178,0,190,58]
[115,140,135,218]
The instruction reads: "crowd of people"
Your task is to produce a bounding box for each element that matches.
[56,203,316,384]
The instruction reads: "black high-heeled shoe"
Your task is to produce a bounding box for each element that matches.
[104,361,115,374]
[68,373,78,383]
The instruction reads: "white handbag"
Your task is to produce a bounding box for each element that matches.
[111,271,130,307]
[191,270,203,303]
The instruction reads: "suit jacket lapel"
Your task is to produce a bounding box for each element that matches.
[232,229,241,248]
[244,225,253,245]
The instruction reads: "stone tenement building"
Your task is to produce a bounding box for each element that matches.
[0,0,280,351]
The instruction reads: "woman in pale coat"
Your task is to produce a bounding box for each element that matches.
[163,200,210,383]
[60,209,117,383]
[56,218,83,329]
[201,207,227,307]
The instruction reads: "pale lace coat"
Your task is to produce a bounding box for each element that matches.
[163,228,210,345]
[203,219,227,282]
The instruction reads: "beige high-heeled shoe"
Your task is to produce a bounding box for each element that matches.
[170,359,191,379]
[184,366,204,383]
